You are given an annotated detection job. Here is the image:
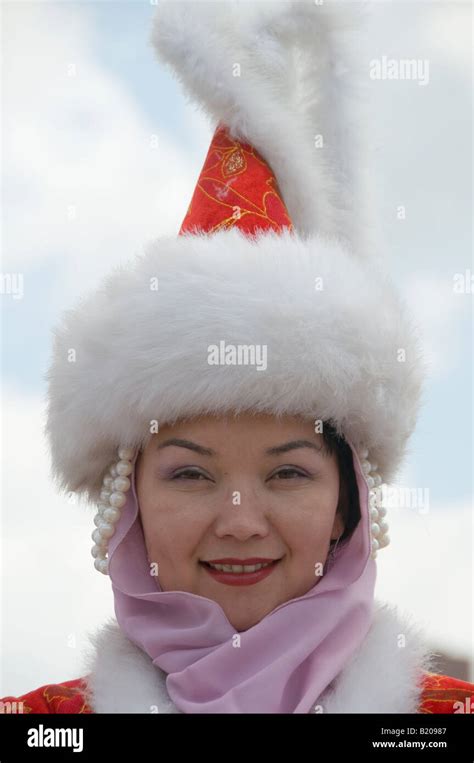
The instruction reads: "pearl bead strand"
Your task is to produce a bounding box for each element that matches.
[91,447,136,575]
[357,447,390,559]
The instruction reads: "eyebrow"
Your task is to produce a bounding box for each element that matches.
[155,438,325,457]
[265,439,326,456]
[156,438,215,456]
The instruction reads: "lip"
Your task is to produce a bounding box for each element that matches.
[203,558,279,565]
[199,558,282,586]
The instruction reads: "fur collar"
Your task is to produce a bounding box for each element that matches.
[81,599,435,713]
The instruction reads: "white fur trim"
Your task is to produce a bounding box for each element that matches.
[45,228,425,501]
[320,601,436,713]
[81,617,180,714]
[81,600,436,713]
[151,0,374,255]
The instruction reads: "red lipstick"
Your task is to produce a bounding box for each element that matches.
[199,558,282,586]
[204,558,278,565]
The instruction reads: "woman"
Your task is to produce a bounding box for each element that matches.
[2,0,473,714]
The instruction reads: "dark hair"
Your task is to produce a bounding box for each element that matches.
[321,421,361,547]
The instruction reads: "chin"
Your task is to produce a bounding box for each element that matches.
[231,617,262,633]
[223,600,280,633]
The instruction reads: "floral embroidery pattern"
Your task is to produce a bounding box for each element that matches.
[179,123,293,237]
[418,671,474,714]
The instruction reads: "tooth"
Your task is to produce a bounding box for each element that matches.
[208,562,271,572]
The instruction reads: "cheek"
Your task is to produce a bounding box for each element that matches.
[278,513,334,580]
[281,515,332,554]
[137,483,210,561]
[276,488,338,552]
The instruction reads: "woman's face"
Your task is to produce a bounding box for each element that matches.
[136,413,345,632]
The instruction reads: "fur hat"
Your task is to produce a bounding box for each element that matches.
[45,0,425,504]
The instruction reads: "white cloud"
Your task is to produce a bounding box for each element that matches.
[375,498,473,679]
[1,386,114,696]
[3,1,211,304]
[402,273,468,379]
[423,4,472,72]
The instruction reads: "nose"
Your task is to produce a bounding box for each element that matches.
[212,487,272,541]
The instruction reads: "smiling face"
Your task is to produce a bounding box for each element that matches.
[135,412,345,632]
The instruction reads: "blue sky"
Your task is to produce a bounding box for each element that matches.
[2,0,472,692]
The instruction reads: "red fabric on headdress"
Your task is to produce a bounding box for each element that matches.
[179,123,293,236]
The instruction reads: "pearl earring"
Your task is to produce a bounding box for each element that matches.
[91,447,136,575]
[357,447,390,559]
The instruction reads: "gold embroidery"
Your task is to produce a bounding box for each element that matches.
[180,125,293,235]
[222,149,246,177]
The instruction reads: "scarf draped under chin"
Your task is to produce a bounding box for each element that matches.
[108,442,377,713]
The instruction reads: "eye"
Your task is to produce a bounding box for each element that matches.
[171,468,210,481]
[270,467,309,480]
